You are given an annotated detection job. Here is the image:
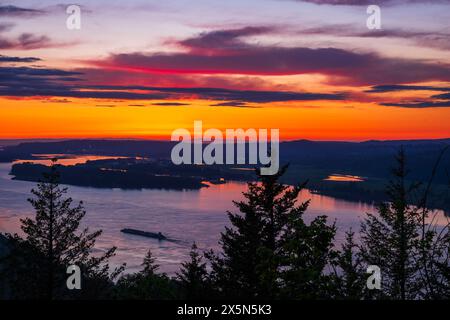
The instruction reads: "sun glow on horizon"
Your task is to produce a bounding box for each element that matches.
[1,97,449,142]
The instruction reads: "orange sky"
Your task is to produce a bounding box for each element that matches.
[2,97,449,141]
[1,1,450,141]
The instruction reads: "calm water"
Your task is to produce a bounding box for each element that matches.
[0,158,448,274]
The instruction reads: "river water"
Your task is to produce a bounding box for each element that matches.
[0,158,447,274]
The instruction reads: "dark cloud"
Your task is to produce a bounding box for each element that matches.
[76,67,280,92]
[0,86,167,100]
[84,84,346,103]
[95,104,116,108]
[178,26,275,54]
[210,101,259,108]
[151,102,191,106]
[381,101,450,108]
[367,84,450,93]
[370,84,450,108]
[95,27,450,85]
[41,98,72,103]
[0,65,345,103]
[17,33,52,49]
[0,17,61,51]
[0,5,44,17]
[0,33,56,50]
[432,92,450,99]
[0,66,81,81]
[0,55,41,63]
[103,38,370,77]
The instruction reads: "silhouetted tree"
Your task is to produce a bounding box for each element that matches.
[360,149,424,299]
[280,214,336,299]
[177,242,210,299]
[206,165,336,299]
[3,160,120,299]
[329,230,366,299]
[142,249,159,276]
[413,146,450,299]
[421,225,450,299]
[114,249,179,300]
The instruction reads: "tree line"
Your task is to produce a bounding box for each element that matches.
[0,149,449,300]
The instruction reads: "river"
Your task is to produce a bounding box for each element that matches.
[0,158,447,274]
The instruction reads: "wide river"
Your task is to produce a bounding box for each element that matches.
[0,158,448,274]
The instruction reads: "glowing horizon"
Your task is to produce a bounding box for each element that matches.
[1,1,450,141]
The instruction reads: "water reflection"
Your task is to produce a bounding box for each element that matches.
[0,163,448,274]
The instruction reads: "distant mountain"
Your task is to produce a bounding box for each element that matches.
[279,138,450,184]
[0,138,449,180]
[1,138,449,182]
[0,139,64,148]
[0,139,176,161]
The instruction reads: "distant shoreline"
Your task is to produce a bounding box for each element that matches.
[1,139,448,213]
[1,137,450,147]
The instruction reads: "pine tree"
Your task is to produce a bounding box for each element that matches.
[360,149,423,299]
[5,160,120,299]
[114,249,179,300]
[413,146,450,299]
[424,228,450,299]
[330,230,366,299]
[142,249,159,276]
[177,242,209,299]
[206,165,336,299]
[280,213,336,299]
[206,166,289,298]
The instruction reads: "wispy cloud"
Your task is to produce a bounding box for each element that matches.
[297,24,450,51]
[0,4,44,17]
[0,33,61,50]
[0,22,14,32]
[0,54,41,63]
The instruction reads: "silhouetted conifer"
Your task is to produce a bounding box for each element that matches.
[177,242,210,299]
[360,149,424,299]
[329,230,366,299]
[114,249,179,300]
[206,165,336,299]
[142,249,159,276]
[3,160,120,299]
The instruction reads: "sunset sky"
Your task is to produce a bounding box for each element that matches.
[1,0,450,141]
